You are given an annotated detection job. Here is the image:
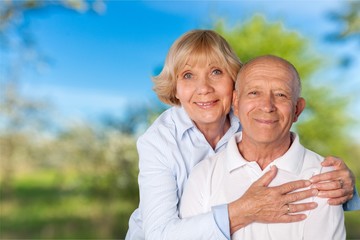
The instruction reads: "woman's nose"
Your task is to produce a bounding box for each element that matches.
[196,76,213,94]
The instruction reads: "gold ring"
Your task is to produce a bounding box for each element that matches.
[286,204,290,213]
[339,179,344,189]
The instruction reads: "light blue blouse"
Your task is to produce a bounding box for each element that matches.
[126,106,359,240]
[126,106,240,239]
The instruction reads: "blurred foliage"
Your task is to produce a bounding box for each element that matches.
[100,101,168,136]
[326,0,360,43]
[0,1,359,240]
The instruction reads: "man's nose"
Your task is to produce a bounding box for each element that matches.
[261,95,276,112]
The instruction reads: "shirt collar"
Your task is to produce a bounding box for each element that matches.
[268,133,305,175]
[225,132,305,175]
[172,106,194,137]
[226,132,248,172]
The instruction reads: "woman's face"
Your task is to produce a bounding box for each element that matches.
[175,60,234,130]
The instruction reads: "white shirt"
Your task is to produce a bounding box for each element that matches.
[180,132,345,240]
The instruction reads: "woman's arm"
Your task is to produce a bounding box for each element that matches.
[310,156,359,209]
[137,133,227,240]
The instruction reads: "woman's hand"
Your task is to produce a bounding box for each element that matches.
[228,166,318,234]
[310,156,355,205]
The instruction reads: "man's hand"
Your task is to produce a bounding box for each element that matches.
[229,166,318,234]
[310,156,355,205]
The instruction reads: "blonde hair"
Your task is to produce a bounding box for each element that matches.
[153,29,242,106]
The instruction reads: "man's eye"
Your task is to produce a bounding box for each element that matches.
[276,93,286,97]
[249,91,257,95]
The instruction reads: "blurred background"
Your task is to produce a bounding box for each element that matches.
[0,0,359,239]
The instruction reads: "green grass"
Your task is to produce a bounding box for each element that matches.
[0,170,137,239]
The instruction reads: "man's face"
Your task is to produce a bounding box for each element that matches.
[233,58,305,146]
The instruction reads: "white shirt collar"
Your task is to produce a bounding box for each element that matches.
[225,132,305,175]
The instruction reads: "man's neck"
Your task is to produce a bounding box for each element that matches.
[238,133,293,170]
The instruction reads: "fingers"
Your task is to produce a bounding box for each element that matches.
[310,169,349,184]
[310,171,337,183]
[283,188,318,203]
[311,179,343,191]
[253,165,278,187]
[313,178,354,203]
[328,196,352,206]
[311,169,353,197]
[275,179,311,195]
[318,188,347,198]
[277,213,307,223]
[321,156,343,168]
[286,202,318,213]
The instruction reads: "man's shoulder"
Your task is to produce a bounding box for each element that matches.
[303,148,325,167]
[190,150,227,181]
[302,147,336,175]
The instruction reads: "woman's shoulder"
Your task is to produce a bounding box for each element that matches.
[137,107,183,146]
[141,107,176,134]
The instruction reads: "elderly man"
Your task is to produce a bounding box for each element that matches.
[179,55,345,239]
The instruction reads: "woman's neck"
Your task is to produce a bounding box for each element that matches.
[196,116,231,150]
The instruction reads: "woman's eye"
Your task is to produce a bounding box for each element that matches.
[212,69,222,75]
[183,73,192,79]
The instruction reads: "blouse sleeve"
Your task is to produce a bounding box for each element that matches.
[137,130,228,240]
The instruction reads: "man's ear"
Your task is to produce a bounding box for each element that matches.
[293,97,306,122]
[232,90,239,117]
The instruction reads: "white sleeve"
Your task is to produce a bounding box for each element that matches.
[179,162,209,218]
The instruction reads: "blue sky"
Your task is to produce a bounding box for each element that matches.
[11,0,359,129]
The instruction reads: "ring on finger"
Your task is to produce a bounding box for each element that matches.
[339,179,344,189]
[286,203,290,214]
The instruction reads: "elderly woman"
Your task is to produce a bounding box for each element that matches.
[126,30,358,240]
